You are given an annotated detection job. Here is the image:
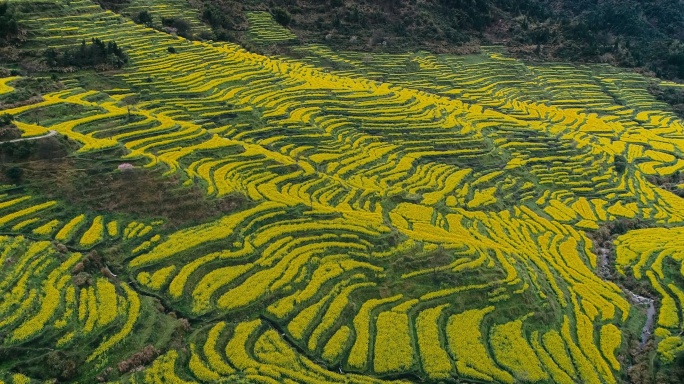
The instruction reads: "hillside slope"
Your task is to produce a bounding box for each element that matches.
[96,0,684,80]
[179,0,684,81]
[2,1,684,383]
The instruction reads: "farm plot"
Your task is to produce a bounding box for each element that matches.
[615,228,684,362]
[0,186,161,252]
[120,0,209,36]
[0,235,179,380]
[2,0,684,383]
[246,11,297,44]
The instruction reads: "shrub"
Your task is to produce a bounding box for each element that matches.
[118,345,159,373]
[0,112,12,125]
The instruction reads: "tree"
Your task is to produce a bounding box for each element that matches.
[4,166,22,182]
[94,0,130,12]
[174,19,192,38]
[161,17,193,38]
[135,10,153,27]
[44,38,128,69]
[614,154,627,174]
[0,1,19,43]
[271,8,291,27]
[121,94,138,120]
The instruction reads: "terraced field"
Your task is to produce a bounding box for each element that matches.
[2,1,684,383]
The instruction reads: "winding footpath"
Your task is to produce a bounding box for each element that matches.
[0,130,57,144]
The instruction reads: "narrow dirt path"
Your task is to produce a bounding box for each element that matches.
[0,130,57,144]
